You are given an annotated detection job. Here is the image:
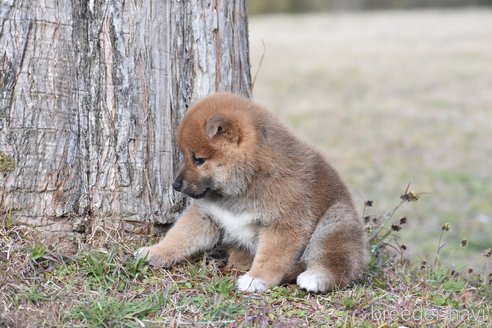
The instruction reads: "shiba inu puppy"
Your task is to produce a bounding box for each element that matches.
[135,93,366,293]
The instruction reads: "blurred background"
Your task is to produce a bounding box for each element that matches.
[247,1,492,272]
[249,0,492,13]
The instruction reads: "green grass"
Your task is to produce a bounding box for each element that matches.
[69,294,165,327]
[1,187,490,327]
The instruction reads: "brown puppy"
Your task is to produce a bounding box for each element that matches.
[135,93,366,292]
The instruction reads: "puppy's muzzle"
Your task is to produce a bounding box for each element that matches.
[172,179,183,191]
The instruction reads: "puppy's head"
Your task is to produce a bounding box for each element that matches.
[172,94,256,199]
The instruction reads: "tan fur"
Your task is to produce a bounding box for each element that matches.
[135,93,367,293]
[224,247,253,272]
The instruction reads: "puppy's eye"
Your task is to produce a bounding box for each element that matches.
[195,157,206,166]
[192,154,206,166]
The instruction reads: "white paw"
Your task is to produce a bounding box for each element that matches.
[236,274,268,292]
[133,247,151,260]
[296,270,331,293]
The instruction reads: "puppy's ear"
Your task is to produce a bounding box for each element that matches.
[205,114,239,143]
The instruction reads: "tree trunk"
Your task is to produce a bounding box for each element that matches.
[0,0,251,233]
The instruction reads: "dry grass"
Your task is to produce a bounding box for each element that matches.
[249,9,492,269]
[1,186,491,327]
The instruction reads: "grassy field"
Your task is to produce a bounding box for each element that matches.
[1,9,491,327]
[1,197,491,327]
[249,9,492,270]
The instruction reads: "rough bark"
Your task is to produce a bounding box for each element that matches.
[0,0,251,233]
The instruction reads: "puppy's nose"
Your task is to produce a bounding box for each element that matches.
[172,180,182,191]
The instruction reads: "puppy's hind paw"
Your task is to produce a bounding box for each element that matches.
[236,274,268,292]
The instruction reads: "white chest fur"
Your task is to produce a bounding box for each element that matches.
[198,201,258,252]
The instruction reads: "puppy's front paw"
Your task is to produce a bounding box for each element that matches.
[134,247,151,260]
[133,246,169,268]
[236,274,267,292]
[296,270,332,293]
